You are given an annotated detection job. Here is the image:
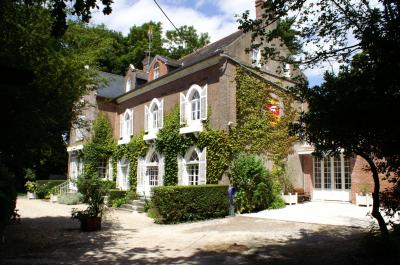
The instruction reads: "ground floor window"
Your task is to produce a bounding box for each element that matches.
[98,159,107,179]
[118,158,129,190]
[147,166,159,186]
[313,155,351,190]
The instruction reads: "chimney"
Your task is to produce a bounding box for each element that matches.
[142,55,153,72]
[255,0,264,19]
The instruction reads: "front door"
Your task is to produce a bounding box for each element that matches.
[312,155,351,202]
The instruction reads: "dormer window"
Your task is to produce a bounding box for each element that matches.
[126,77,132,92]
[251,48,261,67]
[153,63,160,79]
[284,63,291,78]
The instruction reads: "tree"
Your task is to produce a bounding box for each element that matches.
[0,3,97,186]
[165,25,210,59]
[1,0,114,37]
[239,1,400,237]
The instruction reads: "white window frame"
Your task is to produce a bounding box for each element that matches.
[178,147,206,185]
[75,115,86,141]
[153,63,160,79]
[313,155,351,191]
[251,48,261,67]
[118,157,130,190]
[98,159,107,179]
[179,84,207,134]
[126,77,132,92]
[119,109,133,144]
[144,98,163,141]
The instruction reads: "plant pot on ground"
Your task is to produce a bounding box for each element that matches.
[24,181,37,199]
[72,172,107,232]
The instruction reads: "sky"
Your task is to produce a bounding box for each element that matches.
[91,0,324,86]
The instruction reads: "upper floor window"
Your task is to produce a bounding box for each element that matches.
[75,115,85,141]
[284,63,291,78]
[144,98,163,138]
[119,109,133,142]
[180,84,207,131]
[251,48,261,67]
[153,63,160,79]
[126,77,132,92]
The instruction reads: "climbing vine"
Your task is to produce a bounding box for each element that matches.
[155,106,195,186]
[83,113,116,176]
[231,67,297,163]
[114,132,148,191]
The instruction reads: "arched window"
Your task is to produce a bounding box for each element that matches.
[124,112,131,139]
[153,63,160,79]
[147,152,159,186]
[151,104,158,130]
[190,90,201,121]
[186,150,199,185]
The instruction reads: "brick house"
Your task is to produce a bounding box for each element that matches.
[67,0,381,203]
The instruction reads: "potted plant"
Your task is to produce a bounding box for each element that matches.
[25,181,37,199]
[72,172,107,231]
[356,184,373,206]
[280,181,297,205]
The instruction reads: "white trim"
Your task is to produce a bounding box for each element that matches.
[119,109,133,144]
[144,98,163,141]
[67,145,83,152]
[179,84,207,134]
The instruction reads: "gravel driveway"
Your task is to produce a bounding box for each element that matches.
[1,197,367,264]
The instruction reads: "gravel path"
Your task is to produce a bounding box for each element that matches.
[0,197,367,264]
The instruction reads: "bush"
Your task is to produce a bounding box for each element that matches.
[112,197,128,207]
[76,172,108,218]
[35,180,65,199]
[231,153,282,213]
[107,189,127,206]
[58,193,83,205]
[0,164,16,235]
[151,185,229,224]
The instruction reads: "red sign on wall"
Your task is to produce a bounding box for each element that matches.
[267,104,280,116]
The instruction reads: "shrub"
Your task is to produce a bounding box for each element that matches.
[151,185,229,224]
[231,153,282,213]
[107,189,127,206]
[58,193,83,205]
[112,197,128,207]
[35,180,65,199]
[76,172,108,218]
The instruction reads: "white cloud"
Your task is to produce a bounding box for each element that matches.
[91,0,257,42]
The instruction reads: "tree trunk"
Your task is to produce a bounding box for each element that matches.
[358,152,389,238]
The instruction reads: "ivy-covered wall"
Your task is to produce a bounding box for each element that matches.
[80,66,297,192]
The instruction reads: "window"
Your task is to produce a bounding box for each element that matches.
[313,155,351,190]
[98,159,107,179]
[251,48,261,67]
[144,99,163,140]
[284,63,291,78]
[190,91,201,121]
[187,151,199,185]
[153,63,160,79]
[178,147,206,185]
[179,84,207,133]
[126,77,132,92]
[147,152,159,187]
[120,109,133,142]
[75,115,85,141]
[118,158,129,190]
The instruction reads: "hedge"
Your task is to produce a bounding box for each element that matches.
[151,185,229,224]
[107,189,127,206]
[58,193,83,205]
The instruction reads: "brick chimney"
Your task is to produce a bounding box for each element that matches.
[255,0,264,19]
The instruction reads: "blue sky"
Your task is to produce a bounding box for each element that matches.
[91,0,324,86]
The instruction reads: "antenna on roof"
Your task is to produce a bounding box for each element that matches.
[146,25,153,73]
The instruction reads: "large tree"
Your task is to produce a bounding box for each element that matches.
[165,25,210,59]
[239,1,400,237]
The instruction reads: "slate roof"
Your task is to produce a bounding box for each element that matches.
[178,30,243,67]
[96,72,125,99]
[135,70,148,81]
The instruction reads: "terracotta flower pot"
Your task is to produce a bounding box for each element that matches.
[80,217,102,231]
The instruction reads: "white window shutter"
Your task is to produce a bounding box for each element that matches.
[180,93,186,124]
[159,155,165,186]
[178,156,186,185]
[119,114,123,139]
[117,161,121,189]
[130,109,134,136]
[144,105,149,133]
[158,99,164,129]
[126,163,130,190]
[137,158,143,190]
[199,148,207,185]
[200,85,208,120]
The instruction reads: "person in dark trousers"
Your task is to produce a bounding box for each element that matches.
[228,184,236,216]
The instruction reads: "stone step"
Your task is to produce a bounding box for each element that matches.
[129,200,145,207]
[117,203,144,213]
